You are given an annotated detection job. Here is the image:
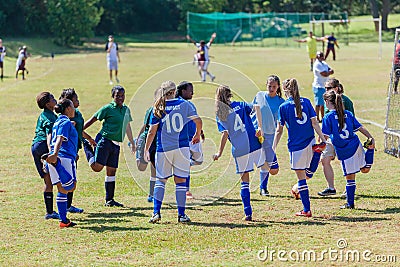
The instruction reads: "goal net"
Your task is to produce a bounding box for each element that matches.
[384,28,400,157]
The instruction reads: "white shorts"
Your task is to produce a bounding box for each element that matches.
[155,147,190,179]
[107,60,118,70]
[199,61,209,70]
[48,157,77,185]
[340,143,366,176]
[321,139,335,159]
[234,148,266,174]
[190,142,203,165]
[289,138,316,170]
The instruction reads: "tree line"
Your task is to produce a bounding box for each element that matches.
[0,0,398,45]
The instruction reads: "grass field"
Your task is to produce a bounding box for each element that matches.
[1,33,400,266]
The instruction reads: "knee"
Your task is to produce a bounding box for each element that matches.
[91,164,103,172]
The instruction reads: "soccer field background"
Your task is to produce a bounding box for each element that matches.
[0,37,399,266]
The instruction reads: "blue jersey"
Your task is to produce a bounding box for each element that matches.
[278,97,317,152]
[252,92,284,135]
[50,115,78,160]
[150,98,198,152]
[178,97,197,139]
[217,101,261,157]
[327,35,337,49]
[322,110,362,160]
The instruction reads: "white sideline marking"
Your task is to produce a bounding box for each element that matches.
[357,118,384,129]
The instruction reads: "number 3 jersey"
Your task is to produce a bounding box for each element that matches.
[278,97,316,152]
[216,101,261,158]
[150,98,198,152]
[322,110,362,160]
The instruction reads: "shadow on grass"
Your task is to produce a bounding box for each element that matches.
[189,221,271,229]
[359,207,400,214]
[329,216,390,222]
[85,208,150,219]
[78,225,150,232]
[356,194,400,200]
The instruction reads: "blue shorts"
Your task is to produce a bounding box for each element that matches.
[262,133,279,169]
[313,87,325,106]
[95,134,120,168]
[31,141,49,178]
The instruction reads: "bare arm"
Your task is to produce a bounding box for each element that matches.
[46,136,64,164]
[82,130,96,146]
[213,131,229,160]
[311,117,327,143]
[254,105,263,136]
[294,38,306,43]
[191,117,203,144]
[186,35,196,45]
[272,124,284,151]
[46,133,52,151]
[83,116,98,130]
[358,126,375,148]
[209,32,217,45]
[144,124,158,162]
[126,123,136,153]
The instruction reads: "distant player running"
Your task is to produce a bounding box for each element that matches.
[186,33,216,82]
[213,85,265,221]
[322,90,374,209]
[273,78,327,218]
[146,81,202,224]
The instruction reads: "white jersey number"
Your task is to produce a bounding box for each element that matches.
[294,107,307,125]
[163,113,184,133]
[339,123,350,139]
[234,114,246,132]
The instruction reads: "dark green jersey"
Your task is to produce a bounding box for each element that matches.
[325,94,355,115]
[32,108,57,145]
[71,108,84,150]
[94,102,132,142]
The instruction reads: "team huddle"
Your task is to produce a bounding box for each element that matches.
[32,75,375,227]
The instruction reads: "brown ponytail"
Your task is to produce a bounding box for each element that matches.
[323,90,345,130]
[215,85,233,121]
[153,81,176,118]
[283,78,302,119]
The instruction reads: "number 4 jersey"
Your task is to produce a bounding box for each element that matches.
[216,101,261,158]
[322,110,362,160]
[150,98,198,152]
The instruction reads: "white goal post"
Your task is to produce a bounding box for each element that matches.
[384,28,400,157]
[310,18,382,59]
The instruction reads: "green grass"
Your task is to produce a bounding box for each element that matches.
[1,36,400,266]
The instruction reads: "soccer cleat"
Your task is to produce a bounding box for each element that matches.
[186,191,193,199]
[149,212,161,223]
[312,142,326,153]
[243,215,252,221]
[105,199,124,207]
[178,214,191,223]
[318,188,337,196]
[260,188,270,197]
[68,205,84,213]
[363,138,373,149]
[109,80,113,85]
[59,219,77,228]
[211,76,216,82]
[340,203,355,209]
[44,211,60,220]
[147,195,154,203]
[291,189,300,200]
[295,210,312,217]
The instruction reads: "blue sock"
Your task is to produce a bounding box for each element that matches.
[259,171,269,190]
[56,192,68,222]
[365,149,374,168]
[306,151,321,178]
[346,180,356,207]
[185,176,190,191]
[175,182,187,216]
[298,179,311,212]
[269,155,279,170]
[240,182,252,216]
[153,180,165,214]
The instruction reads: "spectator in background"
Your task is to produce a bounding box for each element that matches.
[106,35,120,85]
[324,32,340,61]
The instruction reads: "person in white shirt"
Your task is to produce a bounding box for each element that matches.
[105,35,120,85]
[312,51,334,122]
[0,39,6,81]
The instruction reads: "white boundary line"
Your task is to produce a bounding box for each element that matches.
[357,118,384,129]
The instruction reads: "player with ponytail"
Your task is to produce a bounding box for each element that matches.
[273,78,327,217]
[322,90,375,209]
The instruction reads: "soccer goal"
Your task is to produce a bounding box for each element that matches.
[384,28,400,157]
[310,17,382,59]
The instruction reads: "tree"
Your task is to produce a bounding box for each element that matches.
[46,0,103,45]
